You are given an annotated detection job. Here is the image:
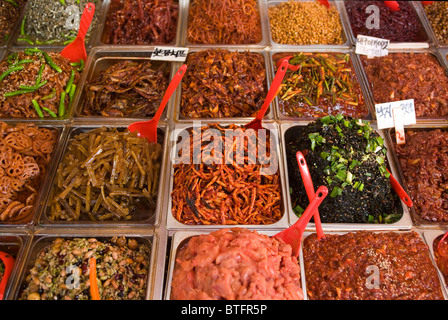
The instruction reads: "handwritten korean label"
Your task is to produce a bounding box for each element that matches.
[150,47,189,62]
[375,99,416,129]
[355,35,390,58]
[375,99,416,144]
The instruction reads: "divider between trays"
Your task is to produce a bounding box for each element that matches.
[280,121,413,231]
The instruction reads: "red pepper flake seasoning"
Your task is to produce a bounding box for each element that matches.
[394,129,448,222]
[181,49,267,118]
[187,0,262,44]
[303,231,444,300]
[362,53,448,117]
[276,52,368,118]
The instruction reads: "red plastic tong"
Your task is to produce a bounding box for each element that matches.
[0,251,15,300]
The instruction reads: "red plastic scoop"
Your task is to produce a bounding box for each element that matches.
[60,3,95,63]
[128,64,187,143]
[0,251,15,300]
[296,151,325,240]
[421,1,433,5]
[274,185,328,257]
[245,59,288,130]
[317,0,330,8]
[276,55,300,72]
[384,1,400,11]
[438,231,448,251]
[387,168,413,208]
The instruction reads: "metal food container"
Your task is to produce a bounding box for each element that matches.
[10,0,108,49]
[172,47,274,123]
[280,121,413,231]
[358,48,448,123]
[165,121,290,229]
[180,0,269,47]
[269,48,375,121]
[164,229,305,300]
[9,229,160,300]
[0,47,88,122]
[72,47,176,122]
[266,0,352,49]
[413,1,448,49]
[0,231,30,300]
[96,0,184,48]
[423,230,448,299]
[0,0,27,48]
[385,125,448,228]
[301,229,447,300]
[37,123,170,228]
[339,0,431,49]
[0,120,66,228]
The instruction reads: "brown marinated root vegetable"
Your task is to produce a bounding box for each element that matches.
[49,128,162,221]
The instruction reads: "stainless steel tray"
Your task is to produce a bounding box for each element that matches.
[268,47,375,122]
[301,229,447,300]
[165,121,290,230]
[385,125,448,228]
[9,0,108,49]
[266,0,352,49]
[422,229,448,300]
[8,228,160,300]
[339,0,431,49]
[180,0,269,47]
[413,0,448,49]
[280,121,413,231]
[71,47,176,123]
[0,120,67,228]
[172,47,275,123]
[358,47,448,124]
[0,231,31,300]
[164,229,304,300]
[36,123,170,229]
[95,0,184,48]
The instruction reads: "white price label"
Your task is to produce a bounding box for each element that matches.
[355,35,390,58]
[150,47,189,62]
[375,99,416,130]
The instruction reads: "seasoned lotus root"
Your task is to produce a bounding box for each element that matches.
[5,132,33,151]
[0,122,58,223]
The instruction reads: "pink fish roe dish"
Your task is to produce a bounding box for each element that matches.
[170,228,303,300]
